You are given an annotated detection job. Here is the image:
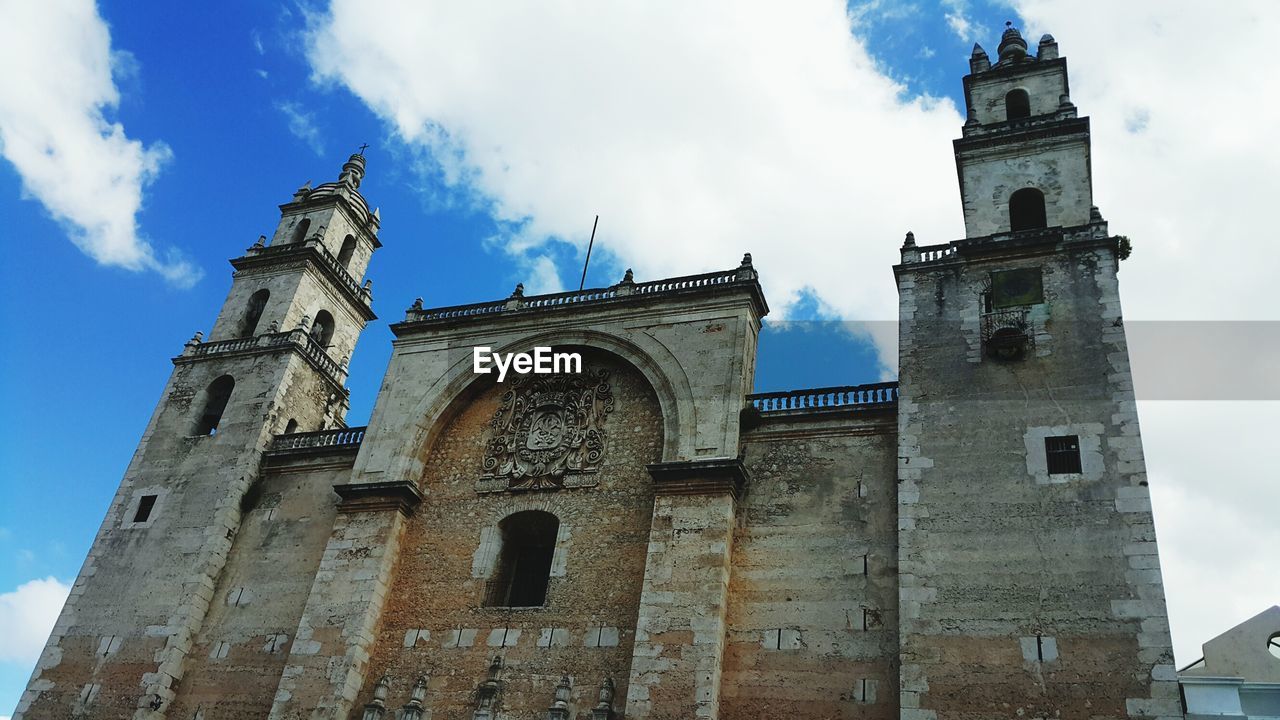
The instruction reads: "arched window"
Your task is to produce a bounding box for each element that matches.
[1006,88,1031,120]
[336,235,357,269]
[1009,188,1047,231]
[310,310,335,347]
[485,511,559,607]
[193,375,235,436]
[283,418,299,434]
[239,289,270,337]
[289,218,311,245]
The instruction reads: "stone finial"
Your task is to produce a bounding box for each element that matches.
[362,279,373,299]
[965,105,979,125]
[511,283,525,298]
[740,252,753,267]
[411,297,424,311]
[997,21,1028,63]
[621,268,634,284]
[1058,93,1074,109]
[473,657,503,718]
[969,43,991,73]
[735,252,758,281]
[292,181,312,201]
[903,231,916,248]
[339,152,367,190]
[401,675,429,720]
[1037,33,1059,60]
[186,331,204,346]
[1090,205,1104,223]
[299,314,311,331]
[591,678,615,720]
[361,674,391,720]
[253,234,266,247]
[546,675,572,719]
[267,320,279,333]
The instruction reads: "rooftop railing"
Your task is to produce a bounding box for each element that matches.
[747,382,899,413]
[403,265,753,324]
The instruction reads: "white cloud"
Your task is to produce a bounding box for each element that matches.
[1010,0,1280,667]
[0,577,70,666]
[305,0,1280,667]
[306,0,963,339]
[276,101,327,156]
[942,0,975,41]
[0,0,199,287]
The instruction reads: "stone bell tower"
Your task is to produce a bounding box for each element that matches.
[15,154,380,720]
[955,23,1095,238]
[894,26,1180,720]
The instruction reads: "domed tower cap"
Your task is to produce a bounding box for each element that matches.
[339,148,367,190]
[998,21,1028,62]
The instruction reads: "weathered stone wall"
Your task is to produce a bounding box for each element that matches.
[210,263,369,368]
[16,344,347,720]
[895,240,1178,720]
[721,411,899,719]
[269,202,376,281]
[969,61,1068,124]
[166,457,347,720]
[957,134,1093,236]
[352,349,663,717]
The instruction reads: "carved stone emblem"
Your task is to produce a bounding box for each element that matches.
[479,369,615,491]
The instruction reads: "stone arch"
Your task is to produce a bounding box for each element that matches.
[374,328,695,487]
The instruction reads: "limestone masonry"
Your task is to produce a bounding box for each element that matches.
[16,26,1180,720]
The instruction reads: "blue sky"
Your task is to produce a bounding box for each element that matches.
[2,1,1278,714]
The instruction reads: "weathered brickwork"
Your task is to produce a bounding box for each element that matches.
[17,27,1181,720]
[355,350,663,717]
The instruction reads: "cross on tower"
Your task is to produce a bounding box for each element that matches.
[357,143,369,156]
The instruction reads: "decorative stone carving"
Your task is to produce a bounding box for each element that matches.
[546,675,572,720]
[471,657,503,720]
[591,678,615,720]
[478,369,615,492]
[401,675,429,720]
[360,673,390,720]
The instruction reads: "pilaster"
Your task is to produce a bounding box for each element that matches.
[268,481,420,720]
[624,459,746,720]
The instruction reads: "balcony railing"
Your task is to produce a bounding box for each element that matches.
[182,330,348,386]
[747,382,899,413]
[269,426,366,453]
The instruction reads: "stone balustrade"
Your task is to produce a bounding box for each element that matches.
[747,381,899,413]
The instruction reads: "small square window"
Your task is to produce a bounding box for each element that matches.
[1044,436,1082,475]
[133,495,158,523]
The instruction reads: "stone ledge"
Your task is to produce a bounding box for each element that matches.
[332,481,422,516]
[646,458,748,500]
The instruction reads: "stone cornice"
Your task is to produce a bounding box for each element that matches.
[332,480,423,516]
[953,116,1089,154]
[647,458,749,500]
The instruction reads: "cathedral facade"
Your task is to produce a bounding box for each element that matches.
[16,27,1181,720]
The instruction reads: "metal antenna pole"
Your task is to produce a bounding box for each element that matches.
[579,215,599,291]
